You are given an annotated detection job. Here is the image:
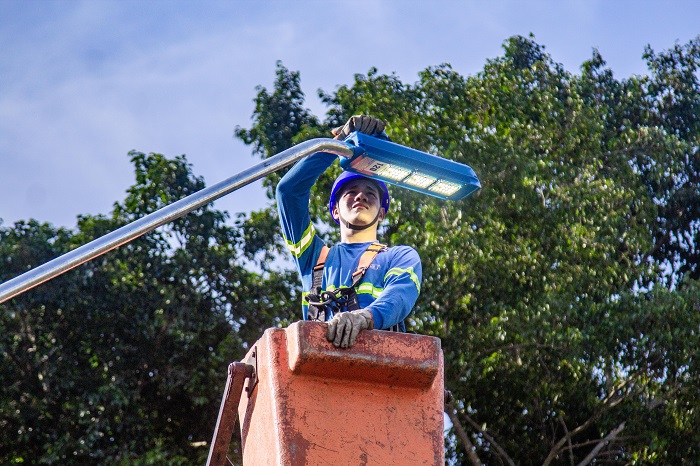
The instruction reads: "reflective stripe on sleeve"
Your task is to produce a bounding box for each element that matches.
[385,266,421,293]
[284,223,316,258]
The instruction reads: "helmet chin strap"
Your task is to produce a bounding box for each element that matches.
[338,209,382,231]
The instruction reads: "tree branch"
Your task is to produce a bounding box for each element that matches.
[445,401,483,466]
[542,375,633,466]
[558,416,575,466]
[453,403,517,466]
[576,422,626,466]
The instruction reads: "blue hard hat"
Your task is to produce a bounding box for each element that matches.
[329,171,390,224]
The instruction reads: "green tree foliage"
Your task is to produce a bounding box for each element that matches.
[2,34,699,465]
[0,151,297,464]
[235,36,700,464]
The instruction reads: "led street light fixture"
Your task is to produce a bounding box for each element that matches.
[341,132,481,201]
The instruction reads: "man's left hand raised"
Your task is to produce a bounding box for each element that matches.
[331,115,386,140]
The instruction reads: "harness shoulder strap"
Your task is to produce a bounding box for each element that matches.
[311,245,330,291]
[351,242,388,287]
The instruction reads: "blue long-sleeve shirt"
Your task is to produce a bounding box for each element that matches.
[275,151,422,330]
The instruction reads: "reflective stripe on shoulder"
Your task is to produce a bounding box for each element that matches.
[385,266,421,293]
[284,223,316,258]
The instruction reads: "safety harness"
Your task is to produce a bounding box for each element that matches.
[304,242,403,332]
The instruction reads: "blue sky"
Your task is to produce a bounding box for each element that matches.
[1,0,699,229]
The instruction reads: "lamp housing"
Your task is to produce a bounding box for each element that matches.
[341,132,481,201]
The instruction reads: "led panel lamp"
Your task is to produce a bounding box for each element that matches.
[341,132,481,201]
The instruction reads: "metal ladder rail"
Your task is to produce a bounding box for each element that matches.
[206,361,256,466]
[0,138,355,304]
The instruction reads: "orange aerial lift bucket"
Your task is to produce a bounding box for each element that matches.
[207,321,445,465]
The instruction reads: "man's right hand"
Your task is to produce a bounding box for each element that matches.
[326,309,374,348]
[331,115,386,140]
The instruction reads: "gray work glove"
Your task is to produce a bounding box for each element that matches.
[326,309,374,348]
[331,115,386,140]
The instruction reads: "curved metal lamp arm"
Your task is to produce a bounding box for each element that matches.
[0,138,355,304]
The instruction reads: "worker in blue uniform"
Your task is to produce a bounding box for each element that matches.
[276,115,422,348]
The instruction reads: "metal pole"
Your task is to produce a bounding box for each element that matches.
[0,138,355,304]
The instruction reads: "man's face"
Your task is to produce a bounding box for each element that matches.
[333,178,385,228]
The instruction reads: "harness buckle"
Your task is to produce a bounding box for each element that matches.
[305,287,360,321]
